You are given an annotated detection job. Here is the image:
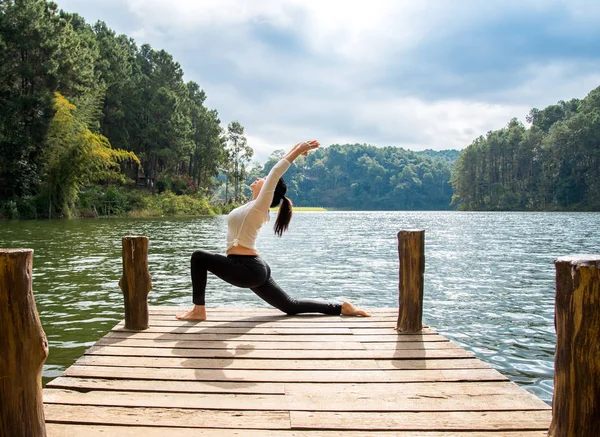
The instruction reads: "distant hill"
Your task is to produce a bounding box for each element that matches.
[414,149,461,164]
[248,144,461,210]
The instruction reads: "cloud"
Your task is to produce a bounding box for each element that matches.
[55,0,600,161]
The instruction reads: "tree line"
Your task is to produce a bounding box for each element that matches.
[0,0,250,218]
[451,85,600,211]
[248,145,458,210]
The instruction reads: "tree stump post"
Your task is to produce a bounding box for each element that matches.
[549,254,600,437]
[396,230,425,333]
[119,236,152,330]
[0,249,48,437]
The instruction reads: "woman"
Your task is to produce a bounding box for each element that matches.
[176,140,370,321]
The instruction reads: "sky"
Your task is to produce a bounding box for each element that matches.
[56,0,600,163]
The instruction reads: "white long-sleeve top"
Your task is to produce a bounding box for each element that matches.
[226,158,291,251]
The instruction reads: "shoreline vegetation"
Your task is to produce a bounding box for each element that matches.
[0,182,329,221]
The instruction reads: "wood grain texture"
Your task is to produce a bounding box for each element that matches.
[291,410,551,430]
[104,331,448,344]
[133,319,418,329]
[74,355,486,370]
[43,404,290,429]
[61,365,506,383]
[45,423,551,437]
[85,344,473,359]
[46,376,285,394]
[1,249,48,437]
[119,236,151,330]
[43,387,549,412]
[396,230,425,332]
[549,255,600,437]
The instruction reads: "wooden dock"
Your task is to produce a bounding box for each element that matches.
[42,307,551,436]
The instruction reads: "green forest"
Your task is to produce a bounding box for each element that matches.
[451,86,600,211]
[1,0,599,219]
[0,0,250,219]
[249,146,458,210]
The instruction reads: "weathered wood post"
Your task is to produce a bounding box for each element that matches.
[396,230,425,333]
[0,249,48,437]
[549,254,600,437]
[119,236,152,330]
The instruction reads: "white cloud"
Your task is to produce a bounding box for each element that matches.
[55,0,600,162]
[211,81,528,162]
[495,62,600,108]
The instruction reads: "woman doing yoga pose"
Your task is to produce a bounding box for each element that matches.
[176,140,370,321]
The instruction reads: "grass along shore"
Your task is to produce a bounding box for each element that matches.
[1,183,328,220]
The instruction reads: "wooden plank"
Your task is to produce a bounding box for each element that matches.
[105,331,443,343]
[46,379,513,397]
[146,313,420,329]
[113,326,352,335]
[44,404,290,429]
[43,388,551,412]
[95,337,367,350]
[74,355,487,370]
[149,306,399,313]
[351,328,437,335]
[75,355,382,370]
[62,365,507,383]
[86,344,474,360]
[290,410,552,430]
[362,342,461,349]
[145,315,416,325]
[112,323,438,334]
[114,326,354,335]
[147,311,410,322]
[282,382,549,411]
[115,323,439,337]
[46,423,550,436]
[46,377,286,394]
[283,381,545,398]
[139,319,417,329]
[101,334,455,348]
[375,358,486,369]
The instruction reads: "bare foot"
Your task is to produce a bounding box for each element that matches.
[176,305,207,321]
[341,301,371,317]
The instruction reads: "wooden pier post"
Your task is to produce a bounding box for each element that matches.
[119,236,152,330]
[0,249,48,437]
[549,255,600,437]
[396,230,425,333]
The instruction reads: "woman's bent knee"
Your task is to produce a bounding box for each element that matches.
[191,250,211,263]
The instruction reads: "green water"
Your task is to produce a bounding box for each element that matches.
[1,211,598,403]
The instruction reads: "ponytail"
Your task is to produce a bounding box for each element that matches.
[274,196,293,237]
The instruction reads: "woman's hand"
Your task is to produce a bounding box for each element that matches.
[297,140,320,156]
[285,140,321,163]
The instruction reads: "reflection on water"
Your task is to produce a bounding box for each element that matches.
[1,211,598,403]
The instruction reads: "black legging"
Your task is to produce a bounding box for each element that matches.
[191,250,342,315]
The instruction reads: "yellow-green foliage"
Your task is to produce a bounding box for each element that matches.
[43,93,139,217]
[77,185,219,218]
[157,192,212,216]
[122,191,212,217]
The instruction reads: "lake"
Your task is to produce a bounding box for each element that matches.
[1,211,598,403]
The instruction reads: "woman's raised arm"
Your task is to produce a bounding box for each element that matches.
[253,140,320,212]
[284,140,320,163]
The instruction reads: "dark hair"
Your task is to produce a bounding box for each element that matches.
[271,178,293,236]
